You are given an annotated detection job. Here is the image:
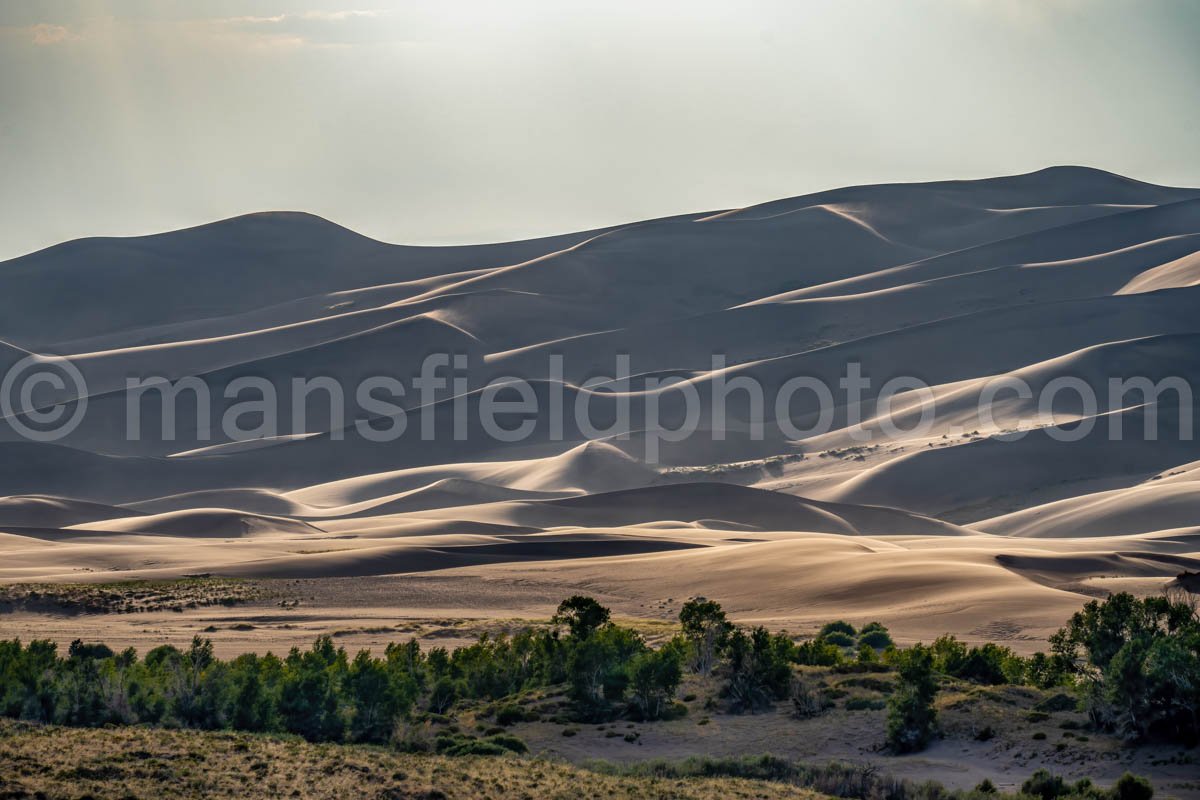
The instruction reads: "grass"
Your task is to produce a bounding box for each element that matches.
[0,719,827,800]
[589,756,911,799]
[0,578,267,614]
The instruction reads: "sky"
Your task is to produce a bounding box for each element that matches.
[1,0,1198,259]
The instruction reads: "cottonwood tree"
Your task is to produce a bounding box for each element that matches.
[679,598,732,675]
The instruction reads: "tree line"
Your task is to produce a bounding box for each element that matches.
[0,590,1196,750]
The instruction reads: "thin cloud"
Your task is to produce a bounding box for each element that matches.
[28,23,80,45]
[209,8,415,47]
[952,0,1088,28]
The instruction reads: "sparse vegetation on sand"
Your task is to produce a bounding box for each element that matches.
[0,720,1165,800]
[0,719,824,800]
[591,758,1160,800]
[0,578,267,614]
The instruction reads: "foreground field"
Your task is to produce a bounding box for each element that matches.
[0,719,827,800]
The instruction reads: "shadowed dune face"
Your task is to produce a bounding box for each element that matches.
[2,166,1200,641]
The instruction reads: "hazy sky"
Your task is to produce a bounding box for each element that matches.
[1,0,1198,259]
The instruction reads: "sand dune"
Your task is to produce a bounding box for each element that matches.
[0,212,622,349]
[0,496,143,529]
[978,475,1200,538]
[69,509,323,538]
[483,483,968,535]
[3,167,1200,645]
[1118,248,1200,294]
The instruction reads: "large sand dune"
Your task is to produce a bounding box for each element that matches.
[3,166,1199,647]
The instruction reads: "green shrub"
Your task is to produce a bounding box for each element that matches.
[628,647,683,721]
[794,638,844,666]
[722,627,794,713]
[822,631,856,648]
[820,621,857,638]
[1021,769,1067,800]
[484,733,529,754]
[929,635,1021,685]
[1110,772,1153,800]
[857,623,894,651]
[494,704,532,726]
[858,629,895,650]
[845,697,885,711]
[886,644,938,753]
[435,733,509,756]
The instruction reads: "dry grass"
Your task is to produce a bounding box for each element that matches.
[0,719,824,800]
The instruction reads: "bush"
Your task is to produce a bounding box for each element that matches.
[886,644,938,753]
[628,647,683,721]
[1022,769,1067,800]
[790,679,832,718]
[820,621,857,638]
[484,732,529,754]
[858,629,894,650]
[856,643,879,664]
[391,719,434,753]
[722,627,793,713]
[435,732,510,756]
[929,635,1021,685]
[1111,772,1153,800]
[1025,651,1073,689]
[822,631,856,648]
[794,638,844,666]
[494,704,533,726]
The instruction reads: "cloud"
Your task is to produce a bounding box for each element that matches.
[28,23,79,45]
[209,8,414,47]
[952,0,1088,28]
